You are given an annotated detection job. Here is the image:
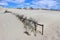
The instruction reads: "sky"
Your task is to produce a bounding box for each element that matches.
[0,0,60,10]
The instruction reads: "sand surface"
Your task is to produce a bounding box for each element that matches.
[0,8,60,40]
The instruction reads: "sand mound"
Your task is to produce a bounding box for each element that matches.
[0,9,60,40]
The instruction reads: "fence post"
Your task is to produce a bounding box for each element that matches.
[42,25,44,35]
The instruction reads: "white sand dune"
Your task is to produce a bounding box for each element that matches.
[0,8,60,40]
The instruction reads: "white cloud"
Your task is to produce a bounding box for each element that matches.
[32,0,58,9]
[17,3,31,8]
[0,0,26,5]
[0,0,26,7]
[0,1,8,6]
[25,3,30,5]
[15,0,25,3]
[5,0,25,4]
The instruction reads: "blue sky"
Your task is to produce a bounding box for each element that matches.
[0,0,60,10]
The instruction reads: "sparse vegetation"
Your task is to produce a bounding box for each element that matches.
[4,11,44,36]
[14,14,44,36]
[4,10,12,13]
